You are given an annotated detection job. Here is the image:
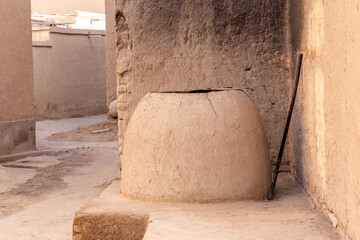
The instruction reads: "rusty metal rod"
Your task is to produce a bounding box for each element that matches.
[267,53,303,200]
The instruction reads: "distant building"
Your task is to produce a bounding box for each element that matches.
[31,0,105,14]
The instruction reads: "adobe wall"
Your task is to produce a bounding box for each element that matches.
[0,0,36,155]
[289,1,360,239]
[31,0,105,14]
[33,28,107,119]
[114,0,289,158]
[105,0,117,109]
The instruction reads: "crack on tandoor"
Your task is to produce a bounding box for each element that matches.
[206,93,218,117]
[152,153,178,194]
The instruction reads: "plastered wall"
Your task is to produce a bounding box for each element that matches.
[0,0,34,122]
[33,28,107,119]
[105,0,117,108]
[31,0,105,14]
[115,0,290,157]
[289,1,360,239]
[0,0,35,155]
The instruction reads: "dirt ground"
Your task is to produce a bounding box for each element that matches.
[46,119,118,142]
[0,115,120,240]
[0,115,341,240]
[74,174,341,240]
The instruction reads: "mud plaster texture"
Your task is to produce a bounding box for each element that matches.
[0,0,34,123]
[105,0,118,109]
[122,91,271,203]
[0,120,36,156]
[33,28,107,120]
[289,1,360,239]
[0,0,36,156]
[114,0,289,161]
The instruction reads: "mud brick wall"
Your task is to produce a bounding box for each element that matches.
[114,0,289,160]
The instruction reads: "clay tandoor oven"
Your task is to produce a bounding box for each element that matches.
[121,89,271,203]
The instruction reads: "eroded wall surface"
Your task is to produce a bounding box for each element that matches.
[0,0,36,155]
[105,0,117,108]
[31,0,105,14]
[289,1,360,239]
[115,0,289,156]
[33,28,107,119]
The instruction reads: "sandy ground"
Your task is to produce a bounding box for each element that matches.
[0,115,120,240]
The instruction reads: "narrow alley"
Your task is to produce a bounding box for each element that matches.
[0,116,119,240]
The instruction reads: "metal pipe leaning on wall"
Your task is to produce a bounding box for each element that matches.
[268,53,303,200]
